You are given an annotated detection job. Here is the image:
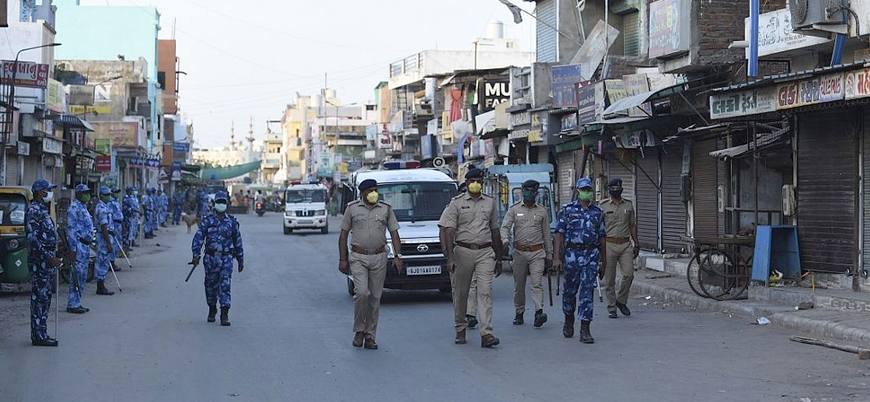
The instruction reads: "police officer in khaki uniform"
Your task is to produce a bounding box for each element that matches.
[439,168,504,348]
[339,179,403,350]
[600,178,639,319]
[501,180,553,327]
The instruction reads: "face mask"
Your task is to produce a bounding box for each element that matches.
[214,203,228,213]
[609,189,623,198]
[522,190,537,201]
[43,191,54,203]
[468,182,482,194]
[577,190,594,202]
[81,194,91,203]
[101,195,111,203]
[366,191,379,204]
[133,192,138,196]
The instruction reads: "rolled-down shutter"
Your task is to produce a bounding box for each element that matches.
[623,11,641,57]
[798,110,858,273]
[635,149,659,250]
[536,0,557,63]
[864,108,870,272]
[661,149,688,253]
[608,151,635,203]
[557,150,574,207]
[693,139,721,239]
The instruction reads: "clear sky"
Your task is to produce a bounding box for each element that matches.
[76,0,536,149]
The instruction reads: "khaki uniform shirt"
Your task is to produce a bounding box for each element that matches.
[341,200,400,249]
[500,202,553,259]
[438,193,499,244]
[600,198,636,238]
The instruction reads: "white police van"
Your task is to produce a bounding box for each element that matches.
[345,162,457,295]
[283,183,329,234]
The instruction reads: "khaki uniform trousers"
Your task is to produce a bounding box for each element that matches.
[604,242,635,312]
[466,278,478,317]
[350,251,388,338]
[451,246,495,336]
[513,249,546,314]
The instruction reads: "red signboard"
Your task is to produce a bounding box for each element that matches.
[1,60,50,88]
[96,155,112,172]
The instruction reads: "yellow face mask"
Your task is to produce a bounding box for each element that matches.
[468,182,482,194]
[366,191,379,204]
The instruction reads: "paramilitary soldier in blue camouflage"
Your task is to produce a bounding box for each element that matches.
[157,189,168,227]
[171,191,184,225]
[66,184,95,314]
[94,186,116,296]
[123,186,141,248]
[191,191,244,326]
[142,188,156,239]
[25,179,61,347]
[110,188,124,255]
[552,177,606,344]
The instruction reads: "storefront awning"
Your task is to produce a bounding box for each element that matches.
[709,125,789,159]
[603,81,689,117]
[58,115,95,131]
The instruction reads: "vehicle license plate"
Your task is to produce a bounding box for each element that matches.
[406,266,441,276]
[298,220,313,225]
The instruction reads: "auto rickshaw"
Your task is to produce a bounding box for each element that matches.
[0,187,41,284]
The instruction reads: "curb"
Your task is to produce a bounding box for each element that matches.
[631,279,870,347]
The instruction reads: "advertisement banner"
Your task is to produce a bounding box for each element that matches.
[96,155,112,172]
[552,65,583,108]
[561,114,578,132]
[69,85,95,106]
[845,68,870,100]
[480,80,510,113]
[173,142,190,153]
[94,138,111,154]
[745,8,829,58]
[576,84,597,126]
[649,0,689,59]
[90,122,141,148]
[171,161,182,181]
[46,79,67,113]
[1,60,49,88]
[710,87,777,119]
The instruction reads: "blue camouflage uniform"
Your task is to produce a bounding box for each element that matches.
[158,191,168,226]
[556,178,606,323]
[197,191,210,219]
[142,190,155,235]
[109,189,124,257]
[172,192,184,225]
[123,187,141,246]
[66,185,95,309]
[25,179,59,342]
[192,192,244,308]
[94,187,114,282]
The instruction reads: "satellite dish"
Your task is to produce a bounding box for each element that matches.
[433,157,446,167]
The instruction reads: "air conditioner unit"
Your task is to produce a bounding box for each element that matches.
[789,0,847,31]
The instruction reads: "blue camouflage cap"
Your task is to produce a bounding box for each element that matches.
[31,179,57,193]
[132,186,138,192]
[112,187,122,193]
[214,191,230,202]
[75,184,91,193]
[575,177,593,189]
[99,186,111,195]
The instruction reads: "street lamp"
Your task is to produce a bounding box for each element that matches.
[1,42,62,185]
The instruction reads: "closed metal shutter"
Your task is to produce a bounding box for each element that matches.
[608,151,635,203]
[864,108,870,272]
[635,149,659,250]
[5,156,19,186]
[799,111,858,273]
[623,11,641,57]
[661,149,687,253]
[693,139,721,239]
[557,150,574,207]
[536,0,557,63]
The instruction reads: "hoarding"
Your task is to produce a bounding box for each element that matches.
[649,0,690,59]
[709,87,777,119]
[0,60,49,88]
[480,80,510,113]
[90,122,141,148]
[552,65,583,108]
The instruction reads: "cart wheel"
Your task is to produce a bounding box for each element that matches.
[687,251,710,298]
[698,249,736,300]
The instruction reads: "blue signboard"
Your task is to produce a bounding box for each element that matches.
[173,142,190,153]
[551,65,583,108]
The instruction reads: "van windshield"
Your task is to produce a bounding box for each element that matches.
[285,189,326,204]
[0,193,27,225]
[378,182,456,222]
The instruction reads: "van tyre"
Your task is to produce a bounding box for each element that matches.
[283,226,291,235]
[321,225,329,234]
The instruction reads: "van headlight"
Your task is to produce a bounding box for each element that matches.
[385,242,395,259]
[316,210,326,216]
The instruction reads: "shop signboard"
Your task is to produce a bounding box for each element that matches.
[91,122,141,148]
[845,68,870,100]
[480,80,510,113]
[171,162,182,181]
[605,79,627,104]
[173,142,190,153]
[623,74,652,117]
[745,8,829,58]
[1,60,49,88]
[551,65,583,108]
[561,113,578,132]
[777,72,844,109]
[576,83,597,126]
[46,79,67,113]
[649,0,690,59]
[710,87,777,119]
[43,137,62,154]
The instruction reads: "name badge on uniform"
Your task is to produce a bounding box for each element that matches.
[517,213,524,217]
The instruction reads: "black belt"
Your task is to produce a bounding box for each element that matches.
[205,250,234,258]
[78,238,92,245]
[566,243,599,250]
[114,220,123,223]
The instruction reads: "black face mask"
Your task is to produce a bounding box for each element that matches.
[609,189,623,198]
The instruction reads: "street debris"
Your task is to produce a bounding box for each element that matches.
[789,336,870,360]
[756,317,771,325]
[795,302,814,310]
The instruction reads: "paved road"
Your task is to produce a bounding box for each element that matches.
[1,213,868,402]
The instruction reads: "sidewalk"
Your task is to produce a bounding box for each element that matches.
[631,255,870,348]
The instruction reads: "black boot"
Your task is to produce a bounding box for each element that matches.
[534,310,548,328]
[220,307,231,326]
[466,315,478,329]
[563,314,575,338]
[513,312,524,325]
[207,305,217,323]
[96,281,115,295]
[579,321,594,344]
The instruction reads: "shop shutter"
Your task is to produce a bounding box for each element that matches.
[536,0,557,63]
[607,151,635,203]
[661,149,688,253]
[861,108,870,272]
[623,11,641,57]
[692,139,721,239]
[5,156,19,186]
[635,149,659,250]
[557,150,575,207]
[799,111,858,273]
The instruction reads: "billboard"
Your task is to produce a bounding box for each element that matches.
[1,60,49,88]
[480,80,510,113]
[551,65,583,108]
[649,0,690,59]
[69,85,95,106]
[90,122,141,148]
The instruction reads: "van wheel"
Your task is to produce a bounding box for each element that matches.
[283,226,291,235]
[321,225,328,234]
[347,277,355,296]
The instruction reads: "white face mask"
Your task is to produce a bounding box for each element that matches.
[214,204,228,213]
[133,192,139,196]
[43,191,54,203]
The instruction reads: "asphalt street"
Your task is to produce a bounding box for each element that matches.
[1,213,869,402]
